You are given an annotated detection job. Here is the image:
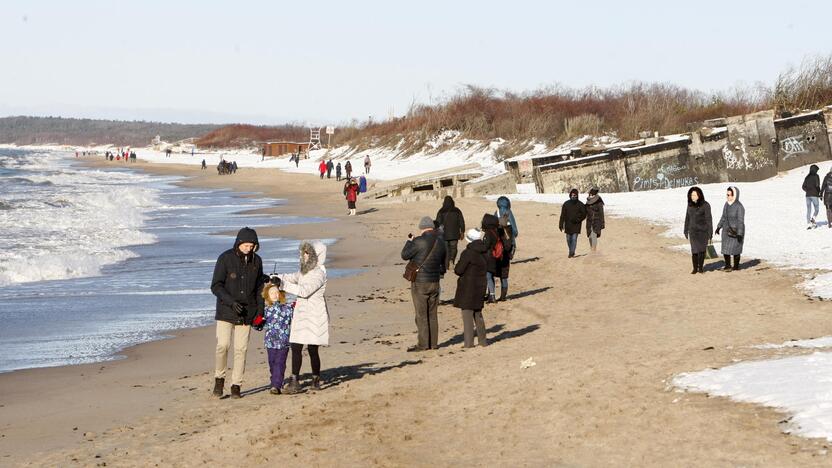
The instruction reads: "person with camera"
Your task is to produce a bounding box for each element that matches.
[715,186,745,271]
[401,216,447,352]
[210,227,268,399]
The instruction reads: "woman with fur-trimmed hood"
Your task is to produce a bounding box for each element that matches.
[684,186,713,274]
[277,241,329,393]
[715,186,745,271]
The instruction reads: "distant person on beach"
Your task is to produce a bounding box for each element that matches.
[585,188,605,253]
[453,228,489,348]
[232,161,238,174]
[401,216,447,351]
[684,186,713,275]
[294,153,300,167]
[559,189,587,258]
[804,164,821,229]
[715,186,745,272]
[364,155,371,174]
[335,162,342,181]
[822,167,832,228]
[344,178,360,216]
[277,241,330,394]
[210,227,268,399]
[326,160,334,179]
[435,195,466,269]
[495,195,518,260]
[359,175,367,193]
[318,160,327,179]
[262,148,266,161]
[481,213,509,303]
[261,282,293,394]
[345,160,352,179]
[201,159,207,170]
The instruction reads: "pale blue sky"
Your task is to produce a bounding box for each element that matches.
[0,0,829,125]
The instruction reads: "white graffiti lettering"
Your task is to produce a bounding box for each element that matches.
[632,174,700,191]
[722,137,774,170]
[781,135,808,160]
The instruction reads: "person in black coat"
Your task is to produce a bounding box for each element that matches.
[481,213,509,303]
[821,167,832,229]
[453,228,489,348]
[684,186,713,274]
[804,164,821,229]
[435,196,466,269]
[559,188,587,258]
[401,216,447,351]
[326,159,334,179]
[585,188,605,253]
[210,227,269,398]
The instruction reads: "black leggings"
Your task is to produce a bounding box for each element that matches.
[291,343,320,376]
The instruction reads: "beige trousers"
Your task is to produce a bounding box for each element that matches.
[215,321,251,386]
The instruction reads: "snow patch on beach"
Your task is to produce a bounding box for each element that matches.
[674,350,832,441]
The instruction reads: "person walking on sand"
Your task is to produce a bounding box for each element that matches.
[559,189,587,258]
[364,155,371,175]
[495,196,519,260]
[401,217,447,351]
[715,186,745,272]
[278,241,330,394]
[803,164,821,229]
[684,186,713,275]
[201,159,207,170]
[435,195,466,269]
[454,228,489,348]
[318,160,327,179]
[326,159,334,179]
[822,167,832,228]
[585,188,605,253]
[210,227,268,399]
[335,162,342,181]
[481,213,509,303]
[294,152,300,168]
[344,178,360,216]
[345,160,353,179]
[262,282,293,394]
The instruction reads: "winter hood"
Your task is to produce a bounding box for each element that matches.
[810,164,820,175]
[687,186,705,206]
[299,240,327,275]
[728,186,740,205]
[496,196,511,210]
[234,227,260,252]
[466,238,489,254]
[440,195,455,211]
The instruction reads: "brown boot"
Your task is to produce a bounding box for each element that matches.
[230,384,241,399]
[212,378,224,397]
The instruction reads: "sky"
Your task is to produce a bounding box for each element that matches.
[1,0,830,125]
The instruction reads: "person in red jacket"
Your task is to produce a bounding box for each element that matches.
[343,178,360,216]
[318,160,327,179]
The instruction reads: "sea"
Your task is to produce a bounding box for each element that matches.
[0,147,340,373]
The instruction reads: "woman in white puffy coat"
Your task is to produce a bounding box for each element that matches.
[278,240,329,393]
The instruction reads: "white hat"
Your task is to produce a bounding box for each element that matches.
[465,228,483,242]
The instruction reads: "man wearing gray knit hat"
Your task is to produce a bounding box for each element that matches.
[401,215,447,351]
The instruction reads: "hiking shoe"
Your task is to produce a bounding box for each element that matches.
[230,384,241,399]
[212,378,224,397]
[269,387,281,395]
[284,376,301,395]
[406,345,427,352]
[487,294,497,304]
[311,375,322,391]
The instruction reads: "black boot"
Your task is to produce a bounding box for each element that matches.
[487,294,497,304]
[311,375,322,391]
[284,375,301,394]
[230,384,241,399]
[498,287,508,302]
[733,255,741,271]
[722,255,733,272]
[691,254,698,274]
[697,253,706,274]
[212,377,224,397]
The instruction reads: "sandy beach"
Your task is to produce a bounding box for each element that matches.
[3,160,832,466]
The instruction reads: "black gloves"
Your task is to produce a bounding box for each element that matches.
[232,302,245,315]
[715,227,721,235]
[684,232,688,239]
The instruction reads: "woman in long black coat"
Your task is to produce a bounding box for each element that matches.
[684,186,713,274]
[453,229,489,348]
[481,213,508,303]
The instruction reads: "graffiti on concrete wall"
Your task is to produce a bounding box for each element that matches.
[780,135,809,160]
[722,137,774,171]
[632,162,699,191]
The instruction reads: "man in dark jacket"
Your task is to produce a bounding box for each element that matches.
[401,216,447,351]
[804,164,821,229]
[559,188,587,258]
[211,227,268,399]
[435,196,466,269]
[326,159,334,179]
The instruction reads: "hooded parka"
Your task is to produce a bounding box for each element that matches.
[211,227,267,325]
[280,241,330,346]
[717,186,745,255]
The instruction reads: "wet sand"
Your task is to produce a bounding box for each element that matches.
[4,160,832,466]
